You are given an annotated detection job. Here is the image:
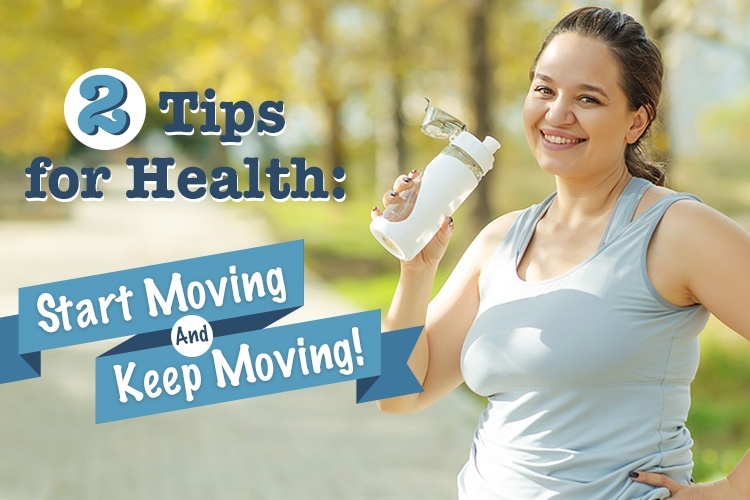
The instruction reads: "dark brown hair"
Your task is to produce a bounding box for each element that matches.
[531,7,666,186]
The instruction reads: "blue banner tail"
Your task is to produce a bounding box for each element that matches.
[0,315,41,384]
[355,327,423,404]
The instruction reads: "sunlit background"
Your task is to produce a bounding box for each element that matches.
[0,0,748,496]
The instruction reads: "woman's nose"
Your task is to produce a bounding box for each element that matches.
[545,97,575,126]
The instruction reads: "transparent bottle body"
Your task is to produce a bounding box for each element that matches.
[370,147,479,261]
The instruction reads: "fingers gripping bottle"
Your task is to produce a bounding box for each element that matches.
[370,103,500,261]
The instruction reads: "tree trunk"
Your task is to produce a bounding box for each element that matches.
[306,1,345,176]
[326,97,343,171]
[640,0,674,176]
[468,0,495,228]
[375,3,406,197]
[387,3,408,175]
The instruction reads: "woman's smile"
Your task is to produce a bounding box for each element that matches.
[540,129,587,150]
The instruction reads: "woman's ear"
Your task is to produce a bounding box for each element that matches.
[626,105,651,144]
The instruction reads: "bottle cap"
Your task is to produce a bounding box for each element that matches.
[420,104,467,139]
[451,131,501,175]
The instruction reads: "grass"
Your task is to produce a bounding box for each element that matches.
[249,191,473,313]
[688,317,750,481]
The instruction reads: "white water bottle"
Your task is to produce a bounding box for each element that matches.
[370,105,500,261]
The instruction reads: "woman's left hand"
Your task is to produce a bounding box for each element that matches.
[631,471,743,498]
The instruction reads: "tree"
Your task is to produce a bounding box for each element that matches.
[468,0,496,227]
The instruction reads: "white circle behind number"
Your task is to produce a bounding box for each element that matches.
[64,68,146,151]
[171,315,214,357]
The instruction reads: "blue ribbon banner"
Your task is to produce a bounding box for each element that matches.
[0,240,423,423]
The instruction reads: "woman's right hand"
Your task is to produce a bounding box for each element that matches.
[371,169,455,270]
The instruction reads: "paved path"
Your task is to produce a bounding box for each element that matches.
[0,168,480,500]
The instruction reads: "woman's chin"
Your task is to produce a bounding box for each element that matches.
[536,160,577,177]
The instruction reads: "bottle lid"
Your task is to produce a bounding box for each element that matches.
[451,131,501,175]
[420,104,467,139]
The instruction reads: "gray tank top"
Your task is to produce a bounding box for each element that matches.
[458,177,710,499]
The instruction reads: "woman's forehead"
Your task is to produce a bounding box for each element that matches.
[534,33,622,90]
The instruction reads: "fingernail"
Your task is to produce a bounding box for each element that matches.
[390,191,398,197]
[410,169,418,175]
[628,472,639,479]
[372,206,378,212]
[403,177,412,183]
[449,217,454,227]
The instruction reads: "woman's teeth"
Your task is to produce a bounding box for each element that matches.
[544,134,584,144]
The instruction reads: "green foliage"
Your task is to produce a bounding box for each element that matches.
[698,95,750,154]
[669,153,750,217]
[688,318,750,481]
[252,192,464,293]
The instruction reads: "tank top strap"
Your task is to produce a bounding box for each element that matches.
[508,191,557,265]
[505,178,699,263]
[627,191,703,236]
[599,177,653,248]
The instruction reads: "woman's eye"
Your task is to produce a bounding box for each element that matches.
[534,86,553,96]
[580,96,601,105]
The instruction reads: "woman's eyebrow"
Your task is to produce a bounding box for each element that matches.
[578,83,610,99]
[535,72,554,83]
[534,72,610,99]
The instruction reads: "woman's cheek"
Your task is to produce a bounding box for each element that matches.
[522,96,539,142]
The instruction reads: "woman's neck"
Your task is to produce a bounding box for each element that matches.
[549,167,632,228]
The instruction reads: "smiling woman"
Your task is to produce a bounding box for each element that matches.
[526,6,666,188]
[523,34,651,183]
[370,6,750,500]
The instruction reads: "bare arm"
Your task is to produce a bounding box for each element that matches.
[680,204,750,341]
[681,203,750,497]
[633,200,750,497]
[375,211,519,414]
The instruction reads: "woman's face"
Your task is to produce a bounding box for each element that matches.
[523,33,647,181]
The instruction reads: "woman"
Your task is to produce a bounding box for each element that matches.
[371,7,750,499]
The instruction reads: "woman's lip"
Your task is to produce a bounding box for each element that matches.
[540,130,586,150]
[540,129,586,141]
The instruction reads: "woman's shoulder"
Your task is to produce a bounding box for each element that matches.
[467,210,525,263]
[479,210,524,242]
[469,195,555,257]
[643,183,750,312]
[643,184,745,242]
[635,184,711,224]
[476,192,556,242]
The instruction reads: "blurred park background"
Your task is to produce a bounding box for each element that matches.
[0,0,748,492]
